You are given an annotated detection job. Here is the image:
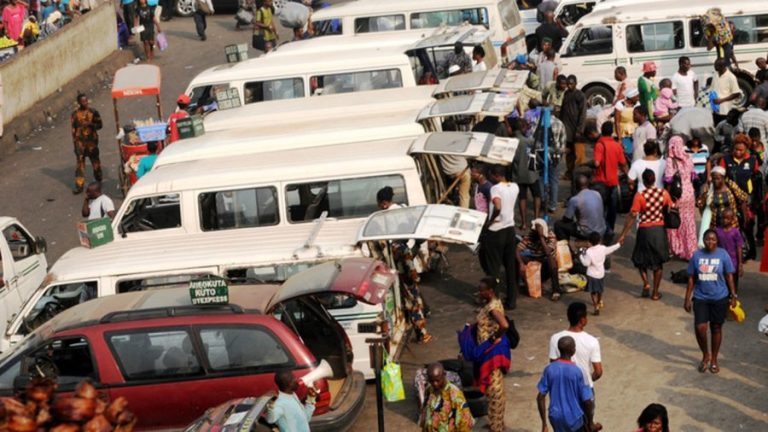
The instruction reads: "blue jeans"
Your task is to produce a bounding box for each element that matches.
[539,162,562,210]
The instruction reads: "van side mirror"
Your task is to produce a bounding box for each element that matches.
[34,237,47,255]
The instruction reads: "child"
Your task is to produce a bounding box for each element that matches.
[613,66,627,104]
[715,209,743,292]
[756,57,767,84]
[653,79,678,123]
[579,232,621,316]
[685,137,710,197]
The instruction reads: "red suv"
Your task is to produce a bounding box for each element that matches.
[0,258,394,431]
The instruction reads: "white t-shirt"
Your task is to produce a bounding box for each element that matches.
[671,71,698,108]
[473,61,487,72]
[628,158,666,192]
[88,195,115,220]
[488,182,519,231]
[580,243,621,279]
[549,330,602,387]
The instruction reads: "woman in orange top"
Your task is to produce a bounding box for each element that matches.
[618,168,673,300]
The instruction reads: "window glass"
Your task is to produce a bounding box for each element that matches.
[22,282,98,335]
[199,187,278,231]
[311,69,403,96]
[285,175,407,222]
[244,78,305,104]
[311,18,343,36]
[565,25,613,57]
[626,21,683,53]
[0,359,20,390]
[558,2,596,27]
[199,327,291,371]
[498,0,522,30]
[410,8,489,29]
[119,194,181,233]
[189,84,231,110]
[117,274,210,294]
[729,15,768,45]
[354,15,405,33]
[26,338,96,386]
[109,330,201,381]
[3,225,33,261]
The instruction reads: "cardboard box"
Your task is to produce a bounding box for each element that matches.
[176,115,205,140]
[78,218,114,248]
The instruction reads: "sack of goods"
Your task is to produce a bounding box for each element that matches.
[277,1,309,29]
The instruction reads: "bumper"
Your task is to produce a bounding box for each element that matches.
[310,371,366,432]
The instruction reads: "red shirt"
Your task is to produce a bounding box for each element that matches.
[167,111,190,143]
[593,136,626,187]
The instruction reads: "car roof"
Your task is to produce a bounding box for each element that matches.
[36,285,280,338]
[50,220,361,282]
[0,217,16,227]
[579,0,766,25]
[267,30,425,57]
[188,47,410,87]
[131,137,417,195]
[312,0,498,19]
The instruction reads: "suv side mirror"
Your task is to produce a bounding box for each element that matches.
[34,236,47,255]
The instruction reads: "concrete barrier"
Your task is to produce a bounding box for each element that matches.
[0,3,118,152]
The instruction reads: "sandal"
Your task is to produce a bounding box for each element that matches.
[698,359,709,373]
[651,293,662,301]
[709,363,720,374]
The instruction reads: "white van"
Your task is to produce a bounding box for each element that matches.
[3,204,486,378]
[558,0,767,107]
[310,0,527,59]
[0,217,47,339]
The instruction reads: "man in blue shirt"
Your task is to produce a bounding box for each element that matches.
[266,370,316,432]
[684,229,738,374]
[554,174,606,241]
[537,336,598,432]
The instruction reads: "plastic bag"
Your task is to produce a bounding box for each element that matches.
[277,1,309,29]
[156,32,168,51]
[555,240,573,272]
[525,261,542,298]
[382,352,405,402]
[727,300,746,323]
[698,205,712,248]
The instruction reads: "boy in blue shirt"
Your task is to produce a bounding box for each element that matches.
[537,336,600,432]
[136,141,159,179]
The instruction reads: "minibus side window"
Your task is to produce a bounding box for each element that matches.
[626,21,684,53]
[285,175,407,223]
[564,25,612,57]
[729,15,768,45]
[311,18,343,36]
[410,8,489,29]
[354,15,405,33]
[244,78,305,104]
[558,2,596,27]
[199,187,279,231]
[311,69,403,95]
[119,194,181,234]
[498,0,522,30]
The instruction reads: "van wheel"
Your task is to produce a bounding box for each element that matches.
[736,76,754,107]
[583,85,614,109]
[176,0,194,17]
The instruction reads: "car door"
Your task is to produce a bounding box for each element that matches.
[0,223,47,332]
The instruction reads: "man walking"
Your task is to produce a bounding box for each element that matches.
[419,363,475,432]
[538,336,599,432]
[561,75,586,179]
[71,93,103,194]
[192,0,214,41]
[592,121,628,236]
[81,182,116,220]
[711,58,741,125]
[548,302,603,400]
[671,56,699,109]
[484,164,520,309]
[266,370,316,432]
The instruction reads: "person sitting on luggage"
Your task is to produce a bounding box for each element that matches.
[555,174,606,242]
[517,219,562,301]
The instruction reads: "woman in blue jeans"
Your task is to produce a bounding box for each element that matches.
[684,229,738,374]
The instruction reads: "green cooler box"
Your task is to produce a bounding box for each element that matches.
[78,218,114,248]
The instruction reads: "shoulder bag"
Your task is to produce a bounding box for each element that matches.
[663,206,681,229]
[666,159,683,201]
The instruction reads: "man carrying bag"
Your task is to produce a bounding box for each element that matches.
[193,0,214,41]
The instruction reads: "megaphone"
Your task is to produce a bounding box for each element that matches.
[300,359,334,388]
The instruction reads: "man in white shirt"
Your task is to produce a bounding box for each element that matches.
[81,182,115,220]
[548,302,603,398]
[671,56,698,108]
[711,58,742,124]
[632,106,657,162]
[484,164,520,309]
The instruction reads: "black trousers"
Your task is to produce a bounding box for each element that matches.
[194,11,207,37]
[554,218,590,241]
[123,3,136,28]
[483,226,518,308]
[160,0,175,19]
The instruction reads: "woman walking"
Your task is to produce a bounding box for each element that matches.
[618,169,673,300]
[476,277,509,432]
[684,229,738,374]
[664,136,698,259]
[135,0,161,61]
[699,166,749,229]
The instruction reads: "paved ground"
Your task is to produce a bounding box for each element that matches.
[1,10,766,432]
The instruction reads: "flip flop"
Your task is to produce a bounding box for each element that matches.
[710,364,720,374]
[652,293,663,301]
[698,359,709,373]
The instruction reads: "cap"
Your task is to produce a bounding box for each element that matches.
[642,61,657,73]
[177,94,191,105]
[624,87,639,98]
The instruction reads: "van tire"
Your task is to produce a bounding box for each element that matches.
[736,76,755,107]
[583,85,614,109]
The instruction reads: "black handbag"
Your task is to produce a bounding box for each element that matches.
[251,33,265,51]
[505,316,520,349]
[667,160,683,201]
[664,207,681,229]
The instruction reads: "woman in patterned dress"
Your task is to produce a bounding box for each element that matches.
[664,135,698,259]
[699,166,749,229]
[475,277,509,432]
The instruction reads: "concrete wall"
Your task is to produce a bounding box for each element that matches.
[0,3,117,130]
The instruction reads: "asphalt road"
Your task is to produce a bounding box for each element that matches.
[1,10,767,432]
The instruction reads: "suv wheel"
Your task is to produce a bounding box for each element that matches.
[176,0,195,17]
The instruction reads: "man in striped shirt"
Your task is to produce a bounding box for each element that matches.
[737,97,768,142]
[685,137,710,197]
